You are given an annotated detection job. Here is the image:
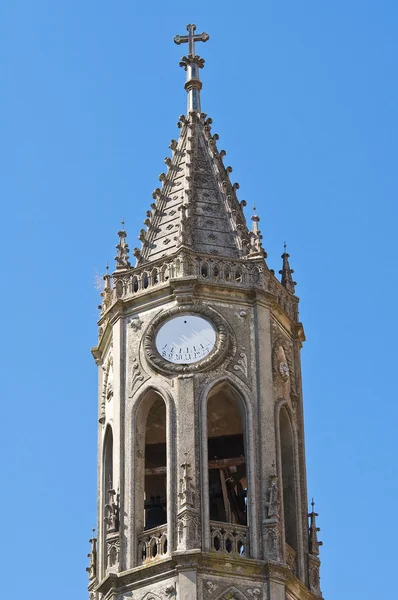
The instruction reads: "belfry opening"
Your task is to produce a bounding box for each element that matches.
[144,396,167,530]
[207,383,247,526]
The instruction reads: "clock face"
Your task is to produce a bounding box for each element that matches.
[155,314,217,364]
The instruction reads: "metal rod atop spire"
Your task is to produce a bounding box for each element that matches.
[174,24,209,113]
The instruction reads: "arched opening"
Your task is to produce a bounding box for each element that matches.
[201,262,209,278]
[144,397,167,529]
[279,407,298,553]
[207,383,247,525]
[135,390,168,537]
[235,267,243,283]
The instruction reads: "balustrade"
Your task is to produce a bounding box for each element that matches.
[209,520,249,557]
[102,254,298,324]
[137,525,168,564]
[285,542,297,574]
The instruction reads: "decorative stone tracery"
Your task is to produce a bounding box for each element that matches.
[271,322,297,398]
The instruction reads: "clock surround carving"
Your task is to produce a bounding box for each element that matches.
[143,304,233,374]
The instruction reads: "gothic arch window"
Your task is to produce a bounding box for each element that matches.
[207,383,247,525]
[279,406,298,554]
[135,390,168,534]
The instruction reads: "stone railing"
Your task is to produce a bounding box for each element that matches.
[210,521,249,557]
[285,542,297,574]
[137,524,168,564]
[101,253,299,324]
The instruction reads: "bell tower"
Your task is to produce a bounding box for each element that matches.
[87,24,324,600]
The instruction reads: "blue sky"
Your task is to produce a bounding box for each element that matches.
[1,2,397,599]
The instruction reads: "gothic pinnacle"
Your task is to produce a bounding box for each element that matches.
[86,528,97,580]
[279,242,296,293]
[174,24,209,113]
[308,498,323,556]
[249,205,266,258]
[114,219,131,271]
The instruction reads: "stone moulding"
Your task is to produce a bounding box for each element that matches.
[143,303,234,375]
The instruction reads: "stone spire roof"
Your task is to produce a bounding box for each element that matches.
[133,25,257,266]
[279,243,296,293]
[135,111,253,265]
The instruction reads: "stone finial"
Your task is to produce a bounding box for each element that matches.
[114,220,131,271]
[174,24,209,113]
[249,206,266,258]
[86,528,97,580]
[308,499,323,556]
[279,242,296,293]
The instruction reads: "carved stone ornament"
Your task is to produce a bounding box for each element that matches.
[271,322,296,394]
[129,357,145,397]
[106,537,120,569]
[247,590,261,599]
[264,527,279,562]
[205,581,219,595]
[177,510,199,547]
[233,347,248,378]
[143,304,234,374]
[130,317,143,332]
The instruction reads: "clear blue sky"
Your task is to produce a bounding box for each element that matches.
[1,2,397,599]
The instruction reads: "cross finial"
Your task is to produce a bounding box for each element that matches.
[174,24,209,55]
[174,24,210,113]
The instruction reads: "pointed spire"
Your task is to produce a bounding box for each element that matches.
[308,499,323,556]
[249,205,266,258]
[114,219,131,271]
[279,243,296,293]
[174,24,209,113]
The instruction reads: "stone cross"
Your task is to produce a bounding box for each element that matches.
[174,24,210,113]
[174,23,209,55]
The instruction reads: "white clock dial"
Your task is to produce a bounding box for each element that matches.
[155,315,217,364]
